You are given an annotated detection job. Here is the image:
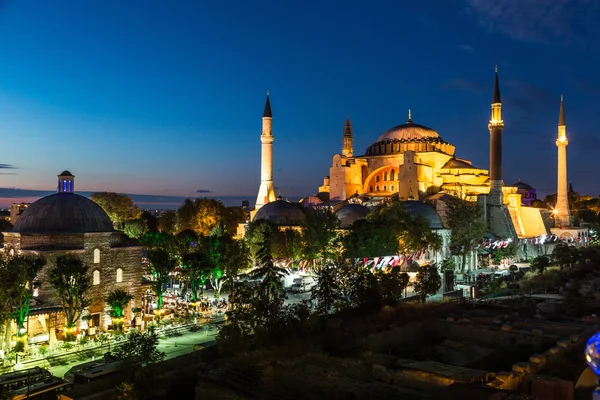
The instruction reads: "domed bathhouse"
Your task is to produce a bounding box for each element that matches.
[2,171,146,344]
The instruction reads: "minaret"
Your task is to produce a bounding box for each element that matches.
[555,95,570,227]
[58,170,75,193]
[488,66,504,205]
[342,117,353,157]
[255,93,276,210]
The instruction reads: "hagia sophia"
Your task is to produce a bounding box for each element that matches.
[248,67,586,262]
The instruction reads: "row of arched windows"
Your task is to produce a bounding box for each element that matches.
[374,170,396,183]
[93,268,123,285]
[369,185,395,192]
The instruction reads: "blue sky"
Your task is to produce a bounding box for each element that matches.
[0,0,598,208]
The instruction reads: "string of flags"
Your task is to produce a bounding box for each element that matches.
[279,251,427,273]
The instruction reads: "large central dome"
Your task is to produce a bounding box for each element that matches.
[13,193,114,233]
[376,122,441,142]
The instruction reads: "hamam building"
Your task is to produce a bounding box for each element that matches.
[2,171,145,343]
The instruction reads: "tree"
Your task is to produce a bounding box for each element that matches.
[115,328,165,365]
[552,243,576,270]
[444,196,486,272]
[219,237,251,295]
[301,207,339,262]
[7,255,46,339]
[244,219,276,264]
[222,206,248,237]
[158,210,177,234]
[123,219,148,239]
[91,192,142,229]
[176,198,224,235]
[378,266,410,302]
[312,263,343,316]
[414,264,441,303]
[106,289,134,333]
[146,249,177,310]
[181,252,212,302]
[342,200,441,258]
[272,228,303,261]
[140,211,159,233]
[48,255,91,340]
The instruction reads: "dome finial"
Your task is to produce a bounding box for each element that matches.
[407,109,412,123]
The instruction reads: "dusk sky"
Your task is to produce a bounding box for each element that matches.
[0,0,599,208]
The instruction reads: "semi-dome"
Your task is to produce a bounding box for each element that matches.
[335,204,370,228]
[253,200,305,226]
[376,122,442,143]
[13,193,114,233]
[402,200,445,230]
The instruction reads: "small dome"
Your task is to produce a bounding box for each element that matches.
[253,200,305,226]
[59,170,74,176]
[299,196,323,208]
[511,181,534,190]
[13,193,114,233]
[376,122,442,143]
[441,159,478,169]
[402,200,445,229]
[335,204,370,228]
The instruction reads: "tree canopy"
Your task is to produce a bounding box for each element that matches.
[444,196,486,271]
[91,192,142,228]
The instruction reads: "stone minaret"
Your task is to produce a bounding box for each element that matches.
[488,66,504,206]
[342,117,353,157]
[255,93,276,211]
[555,95,570,227]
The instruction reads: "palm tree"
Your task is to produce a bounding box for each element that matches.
[106,289,134,333]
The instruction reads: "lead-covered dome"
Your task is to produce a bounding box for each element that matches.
[365,118,455,157]
[253,200,305,226]
[335,204,370,228]
[13,193,114,233]
[376,122,441,142]
[402,200,445,230]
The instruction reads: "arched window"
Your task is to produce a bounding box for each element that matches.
[376,176,380,182]
[93,270,100,285]
[369,186,373,192]
[384,172,388,181]
[390,170,395,180]
[116,268,123,283]
[391,185,394,192]
[376,185,380,191]
[93,249,100,264]
[384,185,387,191]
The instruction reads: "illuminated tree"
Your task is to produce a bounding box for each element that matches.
[182,251,212,302]
[123,219,148,239]
[444,196,486,272]
[301,207,340,262]
[244,219,276,264]
[176,198,224,235]
[48,255,91,340]
[272,228,302,261]
[146,249,177,310]
[106,289,134,333]
[222,206,248,237]
[7,255,46,338]
[378,266,410,302]
[91,192,142,228]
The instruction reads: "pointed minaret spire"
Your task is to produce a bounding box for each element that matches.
[558,94,566,126]
[263,91,272,118]
[407,109,412,124]
[492,65,501,104]
[342,117,354,157]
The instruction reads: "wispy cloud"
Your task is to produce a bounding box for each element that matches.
[196,189,212,193]
[459,44,474,52]
[463,0,600,46]
[443,78,487,95]
[0,164,17,169]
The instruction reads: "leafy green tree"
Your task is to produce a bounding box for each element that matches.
[440,257,456,272]
[272,228,303,261]
[181,252,211,302]
[220,237,251,295]
[91,192,142,229]
[490,243,518,264]
[146,249,177,310]
[222,206,248,237]
[158,210,177,234]
[414,264,441,303]
[244,219,276,264]
[342,200,441,258]
[106,289,134,333]
[140,211,159,233]
[176,198,225,235]
[4,255,46,338]
[378,266,410,302]
[301,207,339,262]
[529,256,550,275]
[48,255,91,339]
[312,263,343,317]
[444,196,486,272]
[123,219,148,239]
[552,243,576,270]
